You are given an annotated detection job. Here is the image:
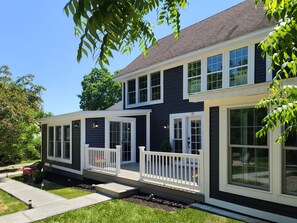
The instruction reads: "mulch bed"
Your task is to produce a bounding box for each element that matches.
[123,193,189,212]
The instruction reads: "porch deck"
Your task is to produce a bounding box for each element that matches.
[83,162,205,204]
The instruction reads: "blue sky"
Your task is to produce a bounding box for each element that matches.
[0,0,243,115]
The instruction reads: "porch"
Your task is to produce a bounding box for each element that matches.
[83,145,205,204]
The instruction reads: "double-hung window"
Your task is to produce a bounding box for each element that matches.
[128,79,136,105]
[229,107,269,190]
[229,47,248,86]
[138,76,147,103]
[283,132,297,196]
[151,72,161,101]
[207,54,223,90]
[188,60,201,93]
[48,125,71,163]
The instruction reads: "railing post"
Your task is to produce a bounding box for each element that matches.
[199,150,204,192]
[85,144,90,169]
[139,146,145,181]
[115,145,121,176]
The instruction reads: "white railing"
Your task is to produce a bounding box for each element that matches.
[85,144,121,175]
[139,147,203,191]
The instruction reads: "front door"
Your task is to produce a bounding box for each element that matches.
[108,118,135,163]
[187,118,202,154]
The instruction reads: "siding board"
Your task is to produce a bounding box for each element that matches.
[254,43,266,83]
[86,118,105,147]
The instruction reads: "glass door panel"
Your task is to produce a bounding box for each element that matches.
[188,119,201,154]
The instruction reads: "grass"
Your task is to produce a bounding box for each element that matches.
[36,199,242,223]
[0,189,27,216]
[11,175,91,199]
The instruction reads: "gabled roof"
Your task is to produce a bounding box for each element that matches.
[116,0,272,79]
[105,101,123,111]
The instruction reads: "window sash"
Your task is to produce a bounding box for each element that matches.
[188,60,201,93]
[150,72,161,101]
[128,79,136,105]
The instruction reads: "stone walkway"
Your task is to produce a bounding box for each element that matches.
[0,178,111,223]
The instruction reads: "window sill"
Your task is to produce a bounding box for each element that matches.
[47,156,72,164]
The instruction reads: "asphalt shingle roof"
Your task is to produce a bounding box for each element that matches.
[116,0,272,78]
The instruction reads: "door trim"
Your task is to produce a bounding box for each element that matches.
[169,111,204,154]
[105,117,136,163]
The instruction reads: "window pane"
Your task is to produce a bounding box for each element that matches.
[48,127,54,156]
[231,147,269,190]
[229,47,248,87]
[284,149,297,195]
[55,126,61,158]
[128,79,136,105]
[188,60,201,94]
[138,76,147,103]
[207,72,222,90]
[63,125,70,159]
[151,72,161,100]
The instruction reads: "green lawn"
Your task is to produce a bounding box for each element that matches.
[37,199,242,223]
[11,175,91,199]
[0,189,27,216]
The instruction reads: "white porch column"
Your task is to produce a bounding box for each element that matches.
[81,118,86,171]
[116,145,121,176]
[85,144,89,169]
[139,146,145,181]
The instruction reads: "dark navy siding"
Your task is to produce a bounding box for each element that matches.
[86,118,105,147]
[129,65,204,151]
[209,107,297,218]
[254,43,266,84]
[132,115,146,162]
[42,120,81,171]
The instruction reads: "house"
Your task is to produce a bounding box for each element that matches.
[40,0,297,222]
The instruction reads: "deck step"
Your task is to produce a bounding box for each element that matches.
[95,182,138,198]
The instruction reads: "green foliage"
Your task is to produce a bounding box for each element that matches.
[64,0,188,66]
[36,199,241,223]
[160,139,172,152]
[255,0,297,142]
[78,68,122,110]
[0,65,45,164]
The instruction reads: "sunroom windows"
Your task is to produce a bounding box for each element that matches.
[48,125,71,163]
[229,107,269,190]
[126,71,162,107]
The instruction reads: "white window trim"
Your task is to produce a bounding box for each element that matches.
[183,43,257,100]
[218,102,297,207]
[125,71,164,108]
[169,112,204,154]
[47,123,72,164]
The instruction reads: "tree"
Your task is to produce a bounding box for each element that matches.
[64,0,187,66]
[78,68,122,110]
[255,0,297,142]
[0,65,45,164]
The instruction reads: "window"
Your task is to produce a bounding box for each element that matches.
[48,125,71,162]
[138,76,147,103]
[55,126,62,158]
[128,79,136,105]
[229,108,269,190]
[229,47,248,86]
[174,119,183,153]
[151,72,161,101]
[283,132,297,196]
[188,60,201,93]
[63,125,71,159]
[207,54,223,90]
[48,127,54,156]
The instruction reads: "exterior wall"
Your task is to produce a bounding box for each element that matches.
[209,106,297,219]
[41,120,81,171]
[85,118,105,147]
[133,115,146,162]
[254,43,266,83]
[128,65,204,150]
